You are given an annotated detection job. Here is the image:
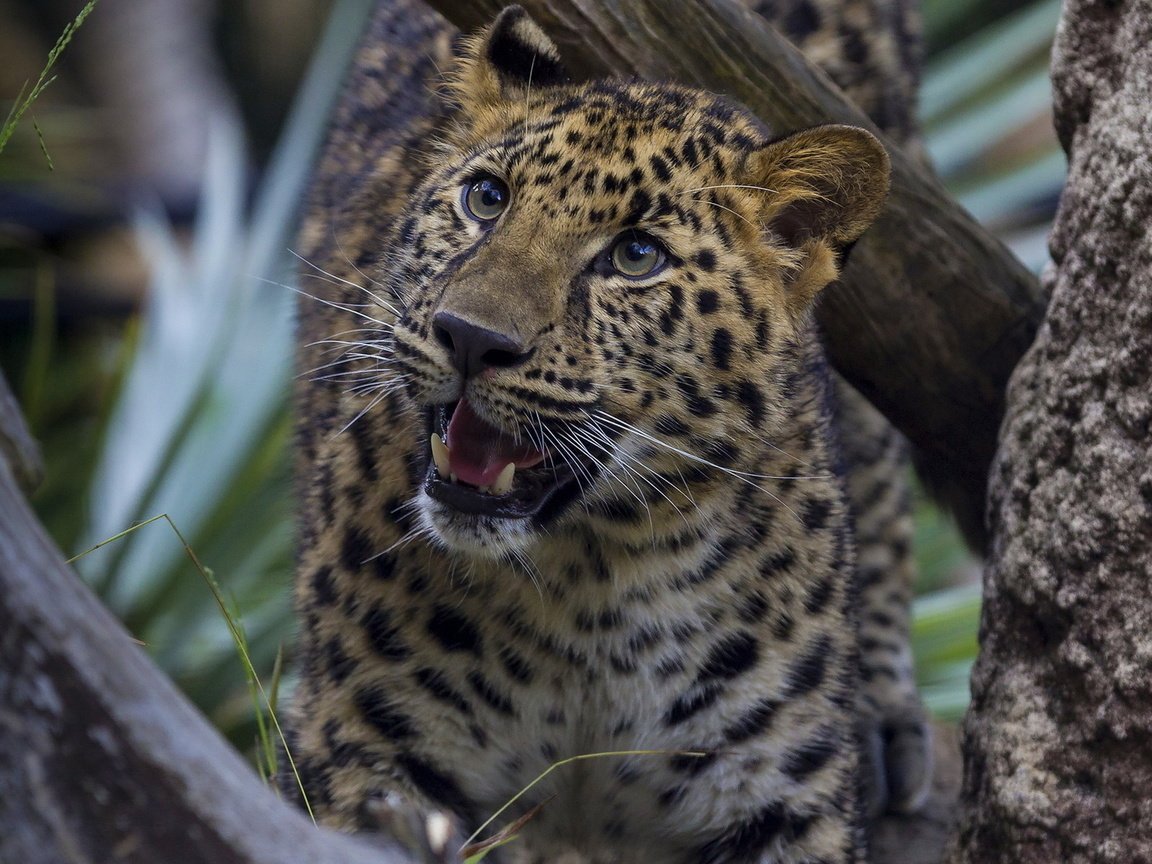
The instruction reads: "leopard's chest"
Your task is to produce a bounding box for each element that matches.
[376,538,826,854]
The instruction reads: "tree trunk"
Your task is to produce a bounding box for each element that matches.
[954,0,1152,860]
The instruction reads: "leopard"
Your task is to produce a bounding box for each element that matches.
[284,2,934,861]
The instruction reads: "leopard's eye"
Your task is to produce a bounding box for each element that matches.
[610,234,667,279]
[462,176,510,222]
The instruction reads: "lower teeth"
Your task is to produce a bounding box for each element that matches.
[429,432,517,496]
[491,462,516,496]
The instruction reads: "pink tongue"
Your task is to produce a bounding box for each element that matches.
[446,398,547,487]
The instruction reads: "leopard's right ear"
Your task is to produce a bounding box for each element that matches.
[448,6,569,118]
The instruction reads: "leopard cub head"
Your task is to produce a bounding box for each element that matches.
[386,5,890,559]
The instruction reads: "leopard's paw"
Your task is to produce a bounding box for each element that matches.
[858,691,933,818]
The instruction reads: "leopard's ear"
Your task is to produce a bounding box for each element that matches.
[747,124,890,309]
[751,124,890,248]
[449,6,569,114]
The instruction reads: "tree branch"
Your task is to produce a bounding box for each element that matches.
[423,0,1047,549]
[0,420,413,864]
[0,371,42,494]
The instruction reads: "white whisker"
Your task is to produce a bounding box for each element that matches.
[591,410,826,483]
[683,196,760,231]
[678,184,778,196]
[588,409,825,520]
[574,422,694,535]
[333,387,392,438]
[289,249,401,317]
[262,278,396,329]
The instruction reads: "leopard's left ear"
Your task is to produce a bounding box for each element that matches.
[751,124,890,248]
[746,124,890,310]
[449,6,569,114]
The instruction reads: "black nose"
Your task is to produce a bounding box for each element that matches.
[432,311,534,378]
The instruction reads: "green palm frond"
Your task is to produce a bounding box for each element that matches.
[77,0,376,744]
[923,0,1064,271]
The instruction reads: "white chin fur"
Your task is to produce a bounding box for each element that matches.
[416,490,537,560]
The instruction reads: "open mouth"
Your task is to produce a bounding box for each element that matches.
[424,397,591,521]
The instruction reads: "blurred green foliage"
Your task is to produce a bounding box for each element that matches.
[1,0,1063,746]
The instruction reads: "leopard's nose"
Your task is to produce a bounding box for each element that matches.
[432,311,535,379]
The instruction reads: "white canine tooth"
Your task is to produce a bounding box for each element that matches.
[478,485,490,494]
[426,813,451,855]
[430,433,451,478]
[492,462,516,496]
[450,472,458,483]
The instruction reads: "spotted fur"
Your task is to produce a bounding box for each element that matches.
[285,2,931,861]
[737,0,933,813]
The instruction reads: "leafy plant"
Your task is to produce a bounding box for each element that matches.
[0,0,99,161]
[72,0,377,748]
[923,0,1063,271]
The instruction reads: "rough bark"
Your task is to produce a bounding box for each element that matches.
[954,0,1152,861]
[424,0,1047,550]
[0,371,414,864]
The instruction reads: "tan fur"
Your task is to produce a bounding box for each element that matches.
[285,1,935,860]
